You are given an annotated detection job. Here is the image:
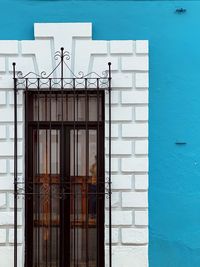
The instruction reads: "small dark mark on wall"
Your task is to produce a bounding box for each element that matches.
[175,142,187,145]
[175,8,187,14]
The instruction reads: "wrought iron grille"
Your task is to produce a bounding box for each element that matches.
[13,48,112,267]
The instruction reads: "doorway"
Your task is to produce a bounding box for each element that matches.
[25,92,105,267]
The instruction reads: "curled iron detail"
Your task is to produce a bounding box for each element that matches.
[14,47,110,90]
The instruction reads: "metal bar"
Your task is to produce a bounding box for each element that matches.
[13,62,18,267]
[97,78,100,267]
[85,78,89,267]
[60,47,65,267]
[49,79,52,267]
[108,62,112,267]
[56,128,59,267]
[37,78,41,267]
[76,91,79,267]
[73,78,76,267]
[24,88,106,93]
[28,121,104,128]
[45,128,48,267]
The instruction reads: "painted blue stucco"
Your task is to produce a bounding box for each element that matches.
[1,1,200,266]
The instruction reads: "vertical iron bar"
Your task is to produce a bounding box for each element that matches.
[108,62,112,267]
[45,106,48,267]
[97,78,100,267]
[73,78,76,267]
[76,91,78,267]
[13,62,18,267]
[56,128,59,267]
[24,78,30,267]
[37,78,40,267]
[49,79,52,267]
[85,79,89,267]
[60,47,65,267]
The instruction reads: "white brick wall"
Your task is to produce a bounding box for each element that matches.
[0,23,148,267]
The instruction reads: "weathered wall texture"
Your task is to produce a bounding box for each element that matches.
[0,23,149,267]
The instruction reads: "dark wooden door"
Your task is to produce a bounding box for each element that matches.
[26,126,104,267]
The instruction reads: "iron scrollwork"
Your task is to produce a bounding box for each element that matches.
[14,47,110,90]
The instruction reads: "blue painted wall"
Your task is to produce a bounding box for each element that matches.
[1,1,200,266]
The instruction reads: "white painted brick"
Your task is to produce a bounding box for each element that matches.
[122,228,148,244]
[8,56,35,73]
[0,246,22,267]
[0,141,23,156]
[122,123,148,138]
[9,158,23,174]
[0,177,13,190]
[105,192,120,208]
[105,158,119,172]
[92,55,118,74]
[136,40,148,54]
[0,106,23,122]
[0,91,6,105]
[111,246,148,267]
[9,229,23,243]
[121,157,148,172]
[0,193,6,208]
[135,175,148,190]
[0,24,149,267]
[105,228,119,244]
[106,140,132,155]
[122,192,148,208]
[0,57,6,72]
[0,159,7,173]
[111,73,133,88]
[8,91,23,105]
[0,74,13,89]
[122,56,148,71]
[121,91,148,104]
[112,175,132,189]
[135,73,149,88]
[135,106,148,121]
[135,210,148,226]
[0,125,6,139]
[75,40,108,75]
[0,41,18,54]
[106,106,132,121]
[105,123,119,138]
[9,193,23,209]
[110,41,133,54]
[8,124,23,139]
[105,90,119,104]
[105,211,132,226]
[135,140,148,155]
[0,229,6,243]
[0,212,22,225]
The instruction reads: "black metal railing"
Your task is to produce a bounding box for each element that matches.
[13,48,112,267]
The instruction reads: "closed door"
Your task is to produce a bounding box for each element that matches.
[25,92,104,267]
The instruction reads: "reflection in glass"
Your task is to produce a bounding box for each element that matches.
[70,130,97,267]
[33,129,60,267]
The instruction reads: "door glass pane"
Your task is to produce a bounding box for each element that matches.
[70,129,97,267]
[33,129,60,267]
[33,94,102,122]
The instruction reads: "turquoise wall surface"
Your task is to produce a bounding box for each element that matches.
[1,1,200,266]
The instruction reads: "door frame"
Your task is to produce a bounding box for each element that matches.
[25,100,105,267]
